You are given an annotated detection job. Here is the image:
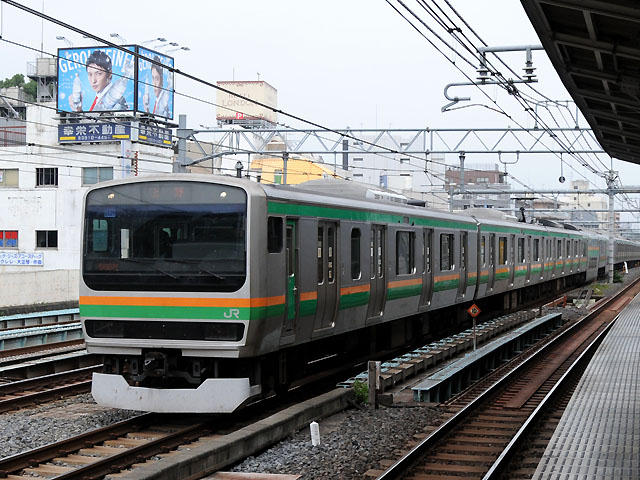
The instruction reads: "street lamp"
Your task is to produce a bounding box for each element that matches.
[55,36,73,47]
[165,46,190,54]
[110,33,128,44]
[142,37,167,46]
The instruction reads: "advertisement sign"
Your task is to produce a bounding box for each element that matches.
[138,123,172,146]
[58,122,131,143]
[0,251,44,266]
[216,81,277,124]
[136,47,175,120]
[57,46,136,114]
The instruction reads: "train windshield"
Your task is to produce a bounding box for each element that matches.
[83,181,247,292]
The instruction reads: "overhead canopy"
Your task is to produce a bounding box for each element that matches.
[522,0,640,164]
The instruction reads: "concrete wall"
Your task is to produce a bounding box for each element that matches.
[0,103,174,310]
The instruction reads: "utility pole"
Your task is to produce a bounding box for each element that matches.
[174,114,189,173]
[283,152,289,185]
[606,170,618,284]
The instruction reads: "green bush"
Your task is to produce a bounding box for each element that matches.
[352,380,368,405]
[613,271,623,283]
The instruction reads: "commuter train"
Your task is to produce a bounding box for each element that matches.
[80,175,640,412]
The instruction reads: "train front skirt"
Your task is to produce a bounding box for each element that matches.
[91,373,261,413]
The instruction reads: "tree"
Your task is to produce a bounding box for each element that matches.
[0,73,38,101]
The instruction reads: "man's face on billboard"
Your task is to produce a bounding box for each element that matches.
[152,67,163,97]
[87,63,111,93]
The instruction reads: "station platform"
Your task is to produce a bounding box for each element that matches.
[533,293,640,479]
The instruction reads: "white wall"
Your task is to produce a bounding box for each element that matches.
[0,104,174,309]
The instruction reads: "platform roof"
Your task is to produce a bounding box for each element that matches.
[522,0,640,164]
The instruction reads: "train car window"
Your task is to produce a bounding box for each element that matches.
[328,227,335,283]
[377,229,385,278]
[370,234,375,280]
[518,237,525,263]
[490,234,495,266]
[286,226,294,276]
[351,228,361,280]
[440,233,454,271]
[566,240,570,258]
[317,227,324,284]
[480,236,486,267]
[534,239,540,261]
[267,217,283,253]
[460,232,467,270]
[558,239,562,258]
[424,230,432,273]
[396,231,415,275]
[498,236,507,265]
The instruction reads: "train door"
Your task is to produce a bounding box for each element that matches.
[282,219,298,336]
[488,233,496,290]
[420,228,434,307]
[457,231,468,300]
[509,234,516,285]
[315,222,338,331]
[526,236,532,282]
[367,225,386,320]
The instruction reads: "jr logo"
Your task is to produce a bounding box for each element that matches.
[223,308,240,319]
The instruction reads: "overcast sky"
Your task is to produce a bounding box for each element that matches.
[2,0,640,203]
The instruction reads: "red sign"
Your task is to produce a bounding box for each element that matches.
[467,304,481,318]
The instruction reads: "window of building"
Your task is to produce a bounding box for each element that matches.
[353,173,363,177]
[440,233,454,271]
[396,231,415,275]
[82,167,113,185]
[36,168,58,187]
[353,157,363,162]
[499,236,507,265]
[0,169,19,187]
[267,217,283,253]
[518,237,525,263]
[0,230,18,248]
[351,229,361,279]
[36,230,58,248]
[400,157,409,164]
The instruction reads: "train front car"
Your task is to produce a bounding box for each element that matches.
[80,175,266,413]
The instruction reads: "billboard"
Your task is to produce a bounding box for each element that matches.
[136,47,174,120]
[57,46,136,114]
[216,81,277,125]
[57,46,175,120]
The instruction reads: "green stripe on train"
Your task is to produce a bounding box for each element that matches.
[267,202,476,230]
[387,283,422,300]
[339,291,370,309]
[79,304,285,321]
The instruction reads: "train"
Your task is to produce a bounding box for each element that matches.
[79,174,640,412]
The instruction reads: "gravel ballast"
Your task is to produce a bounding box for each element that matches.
[230,403,442,479]
[0,393,139,460]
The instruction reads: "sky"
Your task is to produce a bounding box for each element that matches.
[2,0,640,215]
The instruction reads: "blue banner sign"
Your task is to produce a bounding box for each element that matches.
[58,122,131,143]
[137,123,172,146]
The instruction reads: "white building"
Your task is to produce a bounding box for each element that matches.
[0,101,174,311]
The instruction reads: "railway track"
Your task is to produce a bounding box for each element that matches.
[0,413,215,480]
[376,276,640,480]
[0,340,86,365]
[0,365,100,413]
